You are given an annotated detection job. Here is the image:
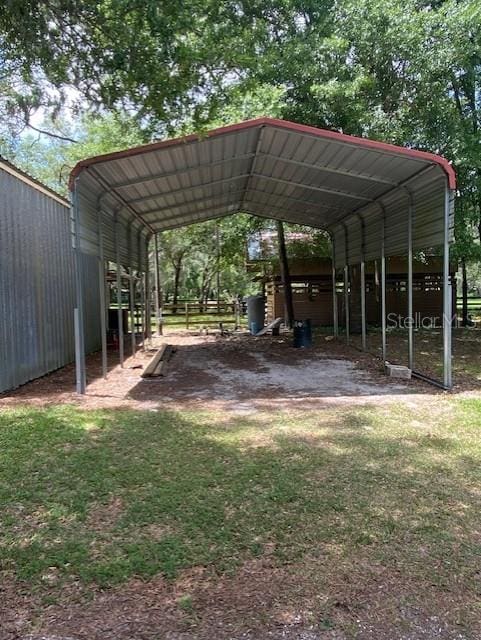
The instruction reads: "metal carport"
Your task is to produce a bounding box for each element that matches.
[69,117,456,393]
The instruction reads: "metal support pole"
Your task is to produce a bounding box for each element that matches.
[381,208,387,364]
[343,225,349,344]
[145,235,152,344]
[360,261,366,350]
[153,233,161,335]
[137,229,144,348]
[128,223,136,357]
[143,272,148,348]
[331,237,338,337]
[129,271,136,356]
[71,182,86,394]
[343,265,350,344]
[359,215,367,351]
[216,223,221,313]
[443,184,453,389]
[97,208,108,378]
[407,191,414,370]
[114,214,124,367]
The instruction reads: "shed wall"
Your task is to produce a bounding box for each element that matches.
[0,164,100,393]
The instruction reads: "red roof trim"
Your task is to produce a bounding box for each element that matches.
[69,116,456,191]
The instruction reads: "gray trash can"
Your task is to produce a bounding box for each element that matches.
[247,295,265,334]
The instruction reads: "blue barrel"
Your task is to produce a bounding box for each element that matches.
[293,319,312,348]
[250,321,262,335]
[303,319,312,347]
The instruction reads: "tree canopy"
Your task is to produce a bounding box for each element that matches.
[2,0,481,300]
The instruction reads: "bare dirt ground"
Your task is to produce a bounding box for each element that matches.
[0,330,437,412]
[5,555,474,640]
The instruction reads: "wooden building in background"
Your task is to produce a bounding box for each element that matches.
[264,257,456,326]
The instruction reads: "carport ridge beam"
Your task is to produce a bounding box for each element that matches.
[240,124,265,213]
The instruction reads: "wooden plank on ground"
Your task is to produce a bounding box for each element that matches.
[141,344,170,378]
[153,359,169,377]
[255,317,283,337]
[152,345,173,376]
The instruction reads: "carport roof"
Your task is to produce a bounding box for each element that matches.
[70,117,455,236]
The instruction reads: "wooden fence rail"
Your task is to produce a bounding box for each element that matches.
[159,300,242,329]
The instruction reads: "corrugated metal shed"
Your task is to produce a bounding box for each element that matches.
[0,158,100,393]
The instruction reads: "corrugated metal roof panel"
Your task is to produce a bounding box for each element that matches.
[71,117,455,272]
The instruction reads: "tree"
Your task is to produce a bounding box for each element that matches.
[6,0,481,320]
[9,112,147,194]
[0,1,283,138]
[155,214,265,310]
[276,220,294,328]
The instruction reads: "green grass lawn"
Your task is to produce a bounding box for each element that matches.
[1,399,481,605]
[162,312,246,327]
[0,400,481,585]
[457,297,481,307]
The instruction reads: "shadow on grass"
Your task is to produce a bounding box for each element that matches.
[1,402,480,595]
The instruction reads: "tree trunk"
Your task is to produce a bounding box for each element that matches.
[349,264,362,334]
[216,224,221,313]
[198,265,213,312]
[172,260,182,314]
[276,220,294,328]
[461,257,469,327]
